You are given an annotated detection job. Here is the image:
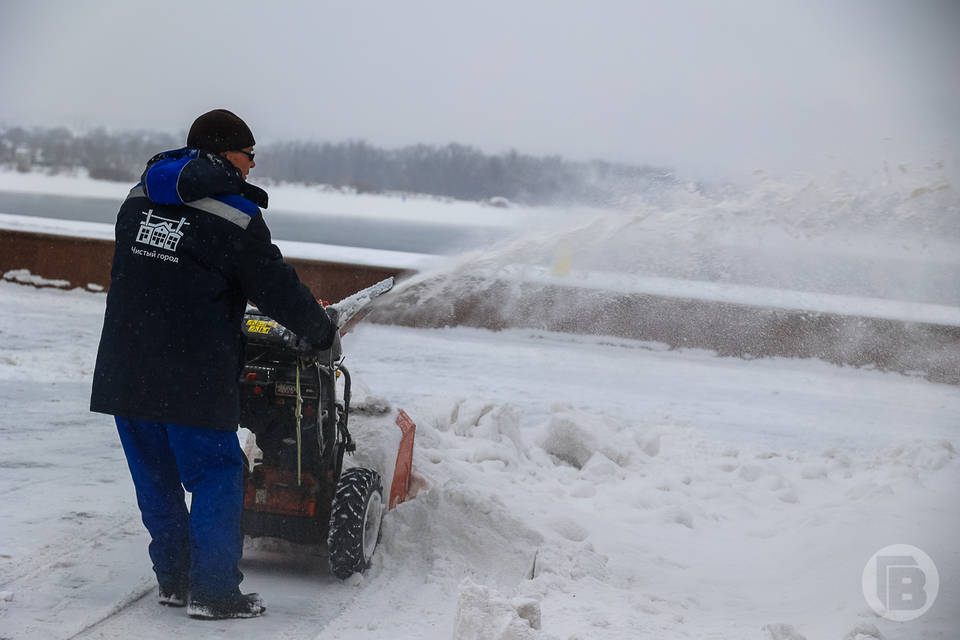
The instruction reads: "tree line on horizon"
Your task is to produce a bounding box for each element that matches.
[0,125,677,206]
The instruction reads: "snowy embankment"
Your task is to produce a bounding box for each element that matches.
[1,281,958,640]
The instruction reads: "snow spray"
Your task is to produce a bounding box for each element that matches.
[367,163,960,382]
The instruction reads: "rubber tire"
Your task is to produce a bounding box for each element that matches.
[327,467,384,579]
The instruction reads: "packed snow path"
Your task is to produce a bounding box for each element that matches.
[0,281,957,639]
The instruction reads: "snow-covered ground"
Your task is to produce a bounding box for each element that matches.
[0,280,957,639]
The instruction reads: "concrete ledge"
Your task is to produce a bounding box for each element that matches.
[370,276,960,386]
[1,229,114,291]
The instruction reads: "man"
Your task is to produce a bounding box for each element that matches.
[90,109,337,620]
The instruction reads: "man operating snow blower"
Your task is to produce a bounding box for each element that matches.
[90,109,338,620]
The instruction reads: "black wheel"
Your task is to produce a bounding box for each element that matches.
[327,467,383,579]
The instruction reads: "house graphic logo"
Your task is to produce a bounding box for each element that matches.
[136,209,190,251]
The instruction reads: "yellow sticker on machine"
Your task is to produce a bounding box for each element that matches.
[245,318,278,335]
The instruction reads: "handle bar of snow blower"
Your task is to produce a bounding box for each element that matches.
[279,306,341,360]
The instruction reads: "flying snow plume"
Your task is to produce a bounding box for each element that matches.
[368,164,960,380]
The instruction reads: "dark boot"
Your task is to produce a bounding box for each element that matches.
[157,585,187,607]
[187,592,266,620]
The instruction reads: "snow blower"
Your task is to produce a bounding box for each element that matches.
[237,277,394,579]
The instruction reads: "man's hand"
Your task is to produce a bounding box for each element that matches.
[280,329,320,354]
[325,305,341,329]
[322,305,342,359]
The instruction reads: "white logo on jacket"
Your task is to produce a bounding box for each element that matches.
[136,209,190,252]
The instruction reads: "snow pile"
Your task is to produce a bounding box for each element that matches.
[3,268,71,288]
[453,579,549,640]
[761,623,807,640]
[332,384,958,639]
[537,406,652,470]
[842,623,885,640]
[2,267,106,293]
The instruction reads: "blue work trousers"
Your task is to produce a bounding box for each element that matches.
[115,417,244,601]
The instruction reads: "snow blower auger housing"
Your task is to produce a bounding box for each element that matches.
[238,277,393,579]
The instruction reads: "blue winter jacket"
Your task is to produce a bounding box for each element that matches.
[90,148,335,430]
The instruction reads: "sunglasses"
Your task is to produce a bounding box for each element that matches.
[235,150,255,161]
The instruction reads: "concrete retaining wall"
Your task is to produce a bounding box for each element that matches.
[368,275,960,386]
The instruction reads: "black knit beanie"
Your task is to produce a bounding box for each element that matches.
[187,109,255,152]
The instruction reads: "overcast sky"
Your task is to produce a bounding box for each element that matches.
[1,0,958,180]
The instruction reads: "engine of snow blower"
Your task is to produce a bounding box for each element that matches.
[238,277,393,579]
